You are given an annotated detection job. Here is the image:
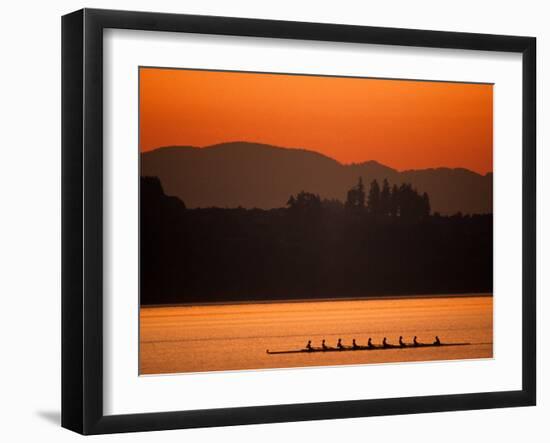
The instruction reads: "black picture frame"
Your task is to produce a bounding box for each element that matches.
[62,8,536,435]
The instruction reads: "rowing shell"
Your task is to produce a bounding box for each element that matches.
[266,343,471,355]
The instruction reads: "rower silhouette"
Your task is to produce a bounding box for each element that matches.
[368,337,374,349]
[322,339,328,350]
[399,336,405,347]
[352,338,359,349]
[306,340,312,351]
[433,336,441,346]
[337,338,344,349]
[413,336,419,346]
[383,337,389,348]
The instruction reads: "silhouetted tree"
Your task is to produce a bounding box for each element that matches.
[380,179,391,216]
[398,183,412,218]
[422,192,431,217]
[391,183,429,220]
[287,191,322,213]
[367,179,381,215]
[389,184,399,217]
[345,177,365,210]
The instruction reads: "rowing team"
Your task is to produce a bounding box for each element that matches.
[305,336,441,350]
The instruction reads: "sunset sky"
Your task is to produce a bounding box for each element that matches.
[140,67,493,175]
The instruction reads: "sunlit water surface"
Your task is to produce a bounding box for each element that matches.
[140,295,492,375]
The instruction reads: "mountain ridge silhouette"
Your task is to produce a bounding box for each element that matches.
[141,141,492,215]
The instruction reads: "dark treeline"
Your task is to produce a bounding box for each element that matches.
[289,177,431,219]
[141,176,492,305]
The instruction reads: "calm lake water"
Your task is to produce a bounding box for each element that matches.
[140,295,493,375]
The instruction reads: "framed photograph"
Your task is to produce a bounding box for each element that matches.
[62,8,536,434]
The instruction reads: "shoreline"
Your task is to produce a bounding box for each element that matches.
[141,292,493,309]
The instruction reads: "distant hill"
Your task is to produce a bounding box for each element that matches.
[141,142,492,215]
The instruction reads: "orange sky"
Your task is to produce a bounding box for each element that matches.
[140,68,493,174]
